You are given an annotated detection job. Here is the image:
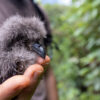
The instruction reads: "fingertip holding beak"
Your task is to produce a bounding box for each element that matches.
[37,55,50,65]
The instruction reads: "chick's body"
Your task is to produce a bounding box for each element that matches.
[0,15,46,84]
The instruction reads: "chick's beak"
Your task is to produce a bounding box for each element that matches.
[32,43,46,59]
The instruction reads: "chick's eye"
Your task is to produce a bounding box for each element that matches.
[35,38,40,42]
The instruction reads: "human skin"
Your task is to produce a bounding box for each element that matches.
[46,67,59,100]
[0,56,50,100]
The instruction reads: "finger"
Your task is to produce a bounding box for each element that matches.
[17,64,44,100]
[0,75,30,100]
[37,55,50,65]
[24,64,44,79]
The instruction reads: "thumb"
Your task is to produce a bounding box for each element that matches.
[16,64,44,100]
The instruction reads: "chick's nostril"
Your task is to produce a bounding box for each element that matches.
[39,46,44,52]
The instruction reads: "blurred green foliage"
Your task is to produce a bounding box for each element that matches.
[43,0,100,100]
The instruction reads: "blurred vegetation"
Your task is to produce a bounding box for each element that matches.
[43,0,100,100]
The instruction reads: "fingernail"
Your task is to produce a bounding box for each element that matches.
[33,71,42,81]
[45,63,49,65]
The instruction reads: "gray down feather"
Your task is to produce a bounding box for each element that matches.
[0,15,46,84]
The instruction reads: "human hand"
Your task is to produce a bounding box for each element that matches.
[0,56,50,100]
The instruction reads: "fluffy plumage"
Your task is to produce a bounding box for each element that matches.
[0,15,46,84]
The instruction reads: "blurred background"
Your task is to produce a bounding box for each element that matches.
[36,0,100,100]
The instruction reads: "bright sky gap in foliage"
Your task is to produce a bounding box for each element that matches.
[41,0,72,5]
